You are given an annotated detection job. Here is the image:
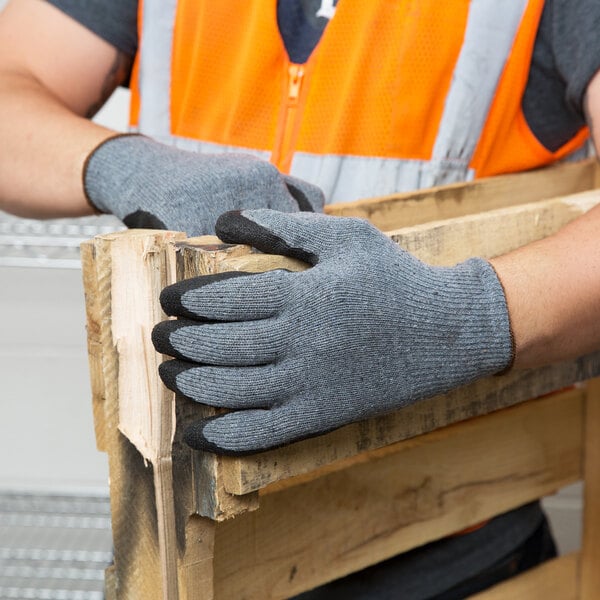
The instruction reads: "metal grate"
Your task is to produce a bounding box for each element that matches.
[0,212,124,269]
[0,492,112,599]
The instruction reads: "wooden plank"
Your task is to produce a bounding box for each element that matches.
[106,230,183,460]
[104,230,186,599]
[325,158,599,230]
[468,553,579,600]
[82,233,166,599]
[221,366,599,496]
[390,189,600,265]
[84,230,239,600]
[579,378,600,600]
[80,240,108,452]
[207,392,583,599]
[174,238,260,521]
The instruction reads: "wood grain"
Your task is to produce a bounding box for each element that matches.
[390,189,600,265]
[210,392,583,599]
[579,378,600,600]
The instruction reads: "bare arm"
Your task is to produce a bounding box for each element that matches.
[0,0,130,218]
[490,69,600,369]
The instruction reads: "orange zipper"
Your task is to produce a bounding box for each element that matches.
[272,63,305,173]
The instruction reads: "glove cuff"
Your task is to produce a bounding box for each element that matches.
[458,257,515,376]
[486,260,516,375]
[82,132,147,215]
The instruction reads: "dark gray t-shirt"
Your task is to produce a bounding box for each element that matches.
[47,0,600,152]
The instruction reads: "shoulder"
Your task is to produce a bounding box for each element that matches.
[523,0,600,151]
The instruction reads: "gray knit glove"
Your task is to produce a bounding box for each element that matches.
[83,135,324,236]
[152,210,514,455]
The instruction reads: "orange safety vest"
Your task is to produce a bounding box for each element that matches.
[129,0,588,203]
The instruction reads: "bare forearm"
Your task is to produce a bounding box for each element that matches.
[0,70,114,218]
[0,0,133,218]
[491,203,600,369]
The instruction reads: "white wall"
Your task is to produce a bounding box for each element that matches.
[0,0,131,492]
[0,81,130,493]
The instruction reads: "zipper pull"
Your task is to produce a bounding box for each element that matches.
[288,64,304,103]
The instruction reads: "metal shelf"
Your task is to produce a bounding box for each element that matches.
[0,212,124,269]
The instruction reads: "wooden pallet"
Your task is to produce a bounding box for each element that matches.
[81,159,600,599]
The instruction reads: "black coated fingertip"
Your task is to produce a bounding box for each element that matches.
[151,320,183,358]
[160,272,255,318]
[183,419,226,454]
[123,210,167,230]
[214,210,254,244]
[215,210,317,264]
[286,181,315,212]
[284,179,325,213]
[158,359,191,392]
[182,418,261,456]
[159,284,185,317]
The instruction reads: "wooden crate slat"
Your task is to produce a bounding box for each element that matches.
[390,189,600,265]
[206,392,583,599]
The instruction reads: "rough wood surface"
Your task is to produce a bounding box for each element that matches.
[325,158,599,230]
[83,230,197,600]
[208,392,582,599]
[391,189,600,265]
[468,553,579,600]
[579,378,600,600]
[80,241,108,452]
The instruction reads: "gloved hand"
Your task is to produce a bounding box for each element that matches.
[152,209,514,455]
[83,134,324,236]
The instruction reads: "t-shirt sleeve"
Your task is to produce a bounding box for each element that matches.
[45,0,138,59]
[552,0,600,117]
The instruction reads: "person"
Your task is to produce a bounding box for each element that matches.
[1,0,599,597]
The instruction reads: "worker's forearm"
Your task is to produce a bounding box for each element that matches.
[0,70,115,218]
[490,203,600,369]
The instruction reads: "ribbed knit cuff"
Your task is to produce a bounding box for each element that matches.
[82,133,143,214]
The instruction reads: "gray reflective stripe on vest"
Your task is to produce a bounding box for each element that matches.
[432,0,528,165]
[137,0,178,137]
[289,154,475,203]
[135,0,527,201]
